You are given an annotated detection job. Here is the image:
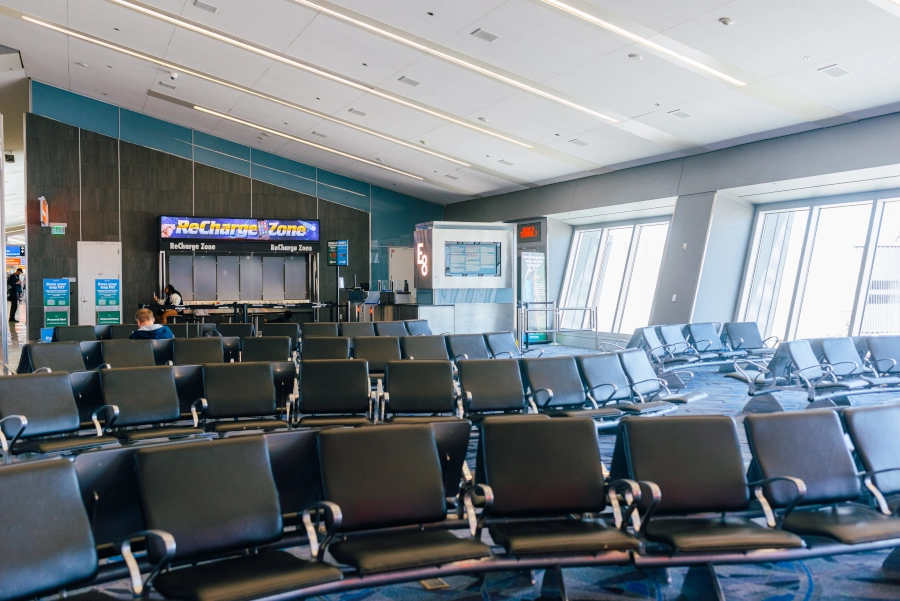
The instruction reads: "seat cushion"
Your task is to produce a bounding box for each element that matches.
[862,375,900,386]
[328,529,490,575]
[644,517,805,552]
[389,416,463,423]
[489,520,640,555]
[153,551,342,601]
[119,427,205,442]
[816,378,869,390]
[783,505,900,545]
[17,435,120,454]
[298,416,371,427]
[209,419,288,433]
[544,407,623,420]
[609,401,677,415]
[658,391,708,404]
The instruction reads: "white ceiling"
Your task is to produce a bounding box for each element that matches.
[3,0,900,204]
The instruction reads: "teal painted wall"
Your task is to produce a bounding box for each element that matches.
[30,81,444,282]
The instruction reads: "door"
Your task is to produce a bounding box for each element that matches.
[388,247,415,300]
[77,242,122,325]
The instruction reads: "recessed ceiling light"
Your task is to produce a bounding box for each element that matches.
[718,17,734,26]
[628,53,642,61]
[102,0,536,144]
[23,14,472,167]
[398,75,420,86]
[819,64,850,78]
[159,81,176,89]
[311,131,327,138]
[76,62,88,67]
[348,108,367,116]
[497,159,514,166]
[568,139,588,146]
[193,0,219,14]
[445,174,458,180]
[193,105,423,179]
[668,109,692,119]
[470,28,500,43]
[477,117,488,123]
[538,0,746,87]
[287,0,617,122]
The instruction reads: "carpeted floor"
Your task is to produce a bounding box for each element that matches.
[83,344,900,600]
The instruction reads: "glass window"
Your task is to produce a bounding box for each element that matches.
[594,227,633,332]
[860,200,900,335]
[794,202,871,339]
[618,223,668,334]
[559,230,602,329]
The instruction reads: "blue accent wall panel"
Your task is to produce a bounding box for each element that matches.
[194,146,251,177]
[120,109,192,159]
[316,180,370,212]
[31,82,119,139]
[194,131,251,160]
[252,149,316,180]
[252,164,317,197]
[371,186,444,247]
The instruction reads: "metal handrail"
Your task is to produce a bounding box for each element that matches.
[518,302,600,349]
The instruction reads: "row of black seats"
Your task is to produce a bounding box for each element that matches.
[303,319,432,339]
[15,336,295,374]
[8,404,900,601]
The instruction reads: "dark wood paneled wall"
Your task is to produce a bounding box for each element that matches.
[25,113,369,340]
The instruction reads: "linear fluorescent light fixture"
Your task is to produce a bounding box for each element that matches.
[538,0,746,87]
[194,106,423,180]
[22,15,472,166]
[289,0,617,122]
[103,0,533,147]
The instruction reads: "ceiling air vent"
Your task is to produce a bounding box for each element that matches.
[470,28,500,43]
[311,131,327,138]
[497,159,514,166]
[159,81,176,90]
[568,139,588,146]
[348,108,367,116]
[668,109,691,119]
[398,75,420,87]
[818,64,850,78]
[445,174,459,180]
[193,0,219,14]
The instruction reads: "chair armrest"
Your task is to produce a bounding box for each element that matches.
[464,484,494,536]
[0,361,17,375]
[731,336,745,349]
[451,353,469,364]
[0,415,27,456]
[492,350,514,359]
[629,377,669,401]
[693,339,714,352]
[763,336,780,348]
[749,476,807,528]
[117,529,176,596]
[91,404,119,436]
[522,347,543,357]
[636,480,662,533]
[608,478,642,531]
[858,467,900,515]
[874,357,898,374]
[827,360,861,376]
[34,366,52,374]
[190,398,208,428]
[588,383,618,404]
[97,363,112,370]
[531,387,553,407]
[301,501,343,560]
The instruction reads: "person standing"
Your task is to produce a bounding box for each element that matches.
[7,268,23,323]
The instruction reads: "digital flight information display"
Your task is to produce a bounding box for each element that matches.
[444,242,501,277]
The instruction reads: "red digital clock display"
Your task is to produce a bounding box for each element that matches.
[517,222,542,243]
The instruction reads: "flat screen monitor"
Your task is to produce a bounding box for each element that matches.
[444,242,501,277]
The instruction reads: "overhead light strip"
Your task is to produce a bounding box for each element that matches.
[193,106,423,180]
[289,0,618,123]
[539,0,747,87]
[22,16,470,166]
[103,0,533,148]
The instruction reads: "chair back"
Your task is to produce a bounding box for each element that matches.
[404,320,432,336]
[523,356,588,409]
[385,360,455,414]
[484,331,521,359]
[100,339,156,368]
[402,335,449,361]
[203,362,277,419]
[576,353,632,403]
[301,336,350,360]
[374,321,408,337]
[458,359,527,414]
[29,342,86,373]
[298,360,370,414]
[446,334,491,361]
[0,372,80,438]
[353,336,401,373]
[241,336,292,362]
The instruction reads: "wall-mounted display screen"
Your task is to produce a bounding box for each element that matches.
[159,216,320,242]
[517,221,542,243]
[445,242,501,277]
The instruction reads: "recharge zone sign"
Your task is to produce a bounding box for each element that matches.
[160,216,320,242]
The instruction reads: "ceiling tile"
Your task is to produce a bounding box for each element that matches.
[163,27,274,87]
[252,61,366,115]
[180,0,317,52]
[67,0,177,57]
[545,125,673,167]
[228,93,323,136]
[331,90,448,140]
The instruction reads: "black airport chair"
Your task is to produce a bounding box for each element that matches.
[172,338,225,365]
[80,341,105,370]
[374,321,408,337]
[297,360,373,427]
[53,325,98,342]
[619,348,705,405]
[687,322,746,358]
[843,403,900,512]
[301,322,338,338]
[100,366,206,443]
[785,339,870,402]
[577,353,676,415]
[167,323,190,339]
[522,356,623,425]
[301,336,351,360]
[340,322,376,341]
[746,410,900,545]
[215,322,255,339]
[485,331,542,359]
[221,336,242,363]
[822,337,900,386]
[135,437,343,599]
[0,372,119,458]
[318,425,492,574]
[458,359,530,420]
[0,459,137,601]
[867,335,900,376]
[447,334,492,363]
[264,322,301,352]
[722,322,778,356]
[26,341,93,373]
[109,324,138,339]
[264,430,323,523]
[637,326,699,373]
[404,319,433,336]
[402,335,450,361]
[611,415,805,554]
[241,336,293,362]
[479,418,640,562]
[151,339,174,365]
[202,362,288,434]
[100,339,157,368]
[659,324,735,366]
[383,360,460,421]
[353,336,401,380]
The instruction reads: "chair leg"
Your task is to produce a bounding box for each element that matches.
[805,399,839,410]
[661,373,686,390]
[537,565,568,601]
[882,546,900,576]
[679,563,725,601]
[741,393,785,413]
[640,567,671,584]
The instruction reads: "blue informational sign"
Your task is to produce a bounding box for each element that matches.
[42,278,70,307]
[160,216,320,242]
[327,240,349,266]
[40,328,54,343]
[95,279,120,306]
[5,245,24,257]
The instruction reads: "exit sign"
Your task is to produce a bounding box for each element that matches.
[51,224,66,235]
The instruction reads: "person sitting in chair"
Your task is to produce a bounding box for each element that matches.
[154,284,183,325]
[130,308,174,340]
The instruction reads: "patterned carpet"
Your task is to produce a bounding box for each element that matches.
[84,344,900,600]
